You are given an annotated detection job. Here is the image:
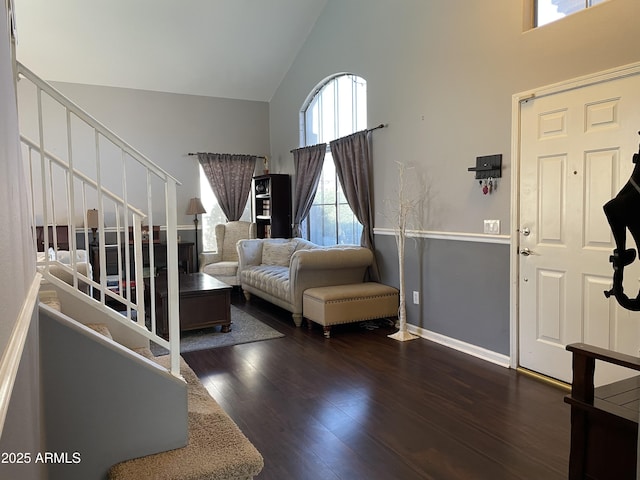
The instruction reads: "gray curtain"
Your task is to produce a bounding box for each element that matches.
[198,153,256,221]
[330,130,379,281]
[292,143,326,238]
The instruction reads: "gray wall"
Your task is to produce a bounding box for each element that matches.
[376,235,510,355]
[268,0,640,355]
[18,80,270,228]
[0,314,45,480]
[40,307,188,480]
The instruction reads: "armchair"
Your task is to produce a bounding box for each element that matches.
[199,221,257,285]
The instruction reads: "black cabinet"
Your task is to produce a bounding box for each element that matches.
[252,174,291,238]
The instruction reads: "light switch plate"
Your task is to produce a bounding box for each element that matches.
[484,219,500,235]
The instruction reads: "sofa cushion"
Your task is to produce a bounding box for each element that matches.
[241,265,291,301]
[261,241,296,267]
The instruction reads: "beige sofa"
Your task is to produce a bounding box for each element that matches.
[237,238,373,326]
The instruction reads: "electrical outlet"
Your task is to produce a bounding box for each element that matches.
[413,291,420,304]
[484,219,500,235]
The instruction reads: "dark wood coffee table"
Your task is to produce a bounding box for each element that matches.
[147,273,232,338]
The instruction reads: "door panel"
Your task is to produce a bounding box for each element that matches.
[537,269,564,343]
[538,155,565,244]
[519,73,640,385]
[584,149,618,246]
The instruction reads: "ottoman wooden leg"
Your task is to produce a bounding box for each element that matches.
[323,326,331,338]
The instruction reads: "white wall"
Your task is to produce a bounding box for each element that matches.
[0,3,34,361]
[0,4,43,478]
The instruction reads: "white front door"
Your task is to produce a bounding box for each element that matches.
[518,72,640,385]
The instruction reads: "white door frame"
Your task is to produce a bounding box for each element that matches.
[509,61,640,370]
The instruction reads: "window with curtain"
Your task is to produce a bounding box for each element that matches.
[535,0,608,27]
[199,165,250,251]
[301,74,367,245]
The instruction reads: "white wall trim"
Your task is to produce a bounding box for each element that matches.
[0,272,41,435]
[407,323,511,368]
[509,60,640,371]
[374,227,510,245]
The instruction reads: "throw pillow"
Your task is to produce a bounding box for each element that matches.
[262,242,296,267]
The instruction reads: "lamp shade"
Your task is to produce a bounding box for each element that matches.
[186,197,206,215]
[86,209,99,229]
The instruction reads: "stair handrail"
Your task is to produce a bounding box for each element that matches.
[18,62,182,377]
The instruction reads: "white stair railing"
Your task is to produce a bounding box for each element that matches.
[17,62,181,377]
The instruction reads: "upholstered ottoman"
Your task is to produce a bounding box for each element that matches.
[303,282,399,338]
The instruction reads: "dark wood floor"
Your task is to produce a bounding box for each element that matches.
[183,295,570,480]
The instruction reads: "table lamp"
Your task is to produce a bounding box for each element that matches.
[87,208,99,246]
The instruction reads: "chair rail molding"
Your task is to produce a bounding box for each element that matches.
[374,227,511,245]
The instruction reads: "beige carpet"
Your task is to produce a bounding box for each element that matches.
[108,355,264,480]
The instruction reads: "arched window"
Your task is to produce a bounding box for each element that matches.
[301,73,367,245]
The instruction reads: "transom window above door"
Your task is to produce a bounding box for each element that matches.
[535,0,609,27]
[300,73,367,245]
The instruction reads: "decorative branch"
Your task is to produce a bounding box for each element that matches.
[384,161,428,341]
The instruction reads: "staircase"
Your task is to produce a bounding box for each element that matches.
[39,290,263,480]
[17,64,263,479]
[17,61,183,378]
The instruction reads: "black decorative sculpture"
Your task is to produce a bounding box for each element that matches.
[603,131,640,310]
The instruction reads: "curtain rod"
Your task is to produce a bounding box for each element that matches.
[290,123,386,153]
[188,152,267,160]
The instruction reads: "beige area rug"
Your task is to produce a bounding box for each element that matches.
[151,305,284,356]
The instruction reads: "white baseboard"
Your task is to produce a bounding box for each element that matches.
[406,323,511,368]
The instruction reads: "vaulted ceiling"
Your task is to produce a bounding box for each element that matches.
[14,0,327,102]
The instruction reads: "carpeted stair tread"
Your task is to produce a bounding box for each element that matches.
[38,289,61,312]
[108,355,264,480]
[131,346,155,360]
[85,323,113,340]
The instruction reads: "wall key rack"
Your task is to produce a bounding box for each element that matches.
[468,154,502,180]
